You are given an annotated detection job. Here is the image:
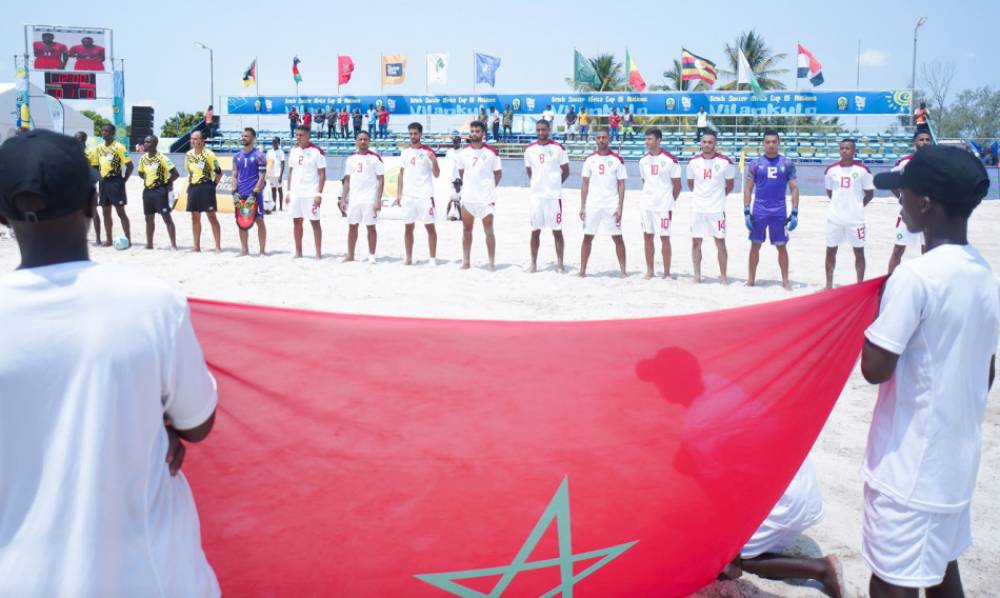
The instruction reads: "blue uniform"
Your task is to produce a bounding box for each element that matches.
[234,148,267,217]
[747,154,796,244]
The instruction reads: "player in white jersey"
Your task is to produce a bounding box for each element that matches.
[286,125,326,259]
[686,130,735,284]
[824,138,874,289]
[523,119,570,272]
[637,128,681,279]
[340,131,384,263]
[579,127,627,278]
[455,120,502,270]
[395,122,441,265]
[887,131,932,275]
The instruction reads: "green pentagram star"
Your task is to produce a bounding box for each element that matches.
[414,477,638,598]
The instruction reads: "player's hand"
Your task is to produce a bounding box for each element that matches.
[786,209,799,231]
[393,196,402,207]
[313,195,322,208]
[338,199,346,212]
[613,209,622,223]
[579,209,586,222]
[164,416,186,476]
[744,208,754,232]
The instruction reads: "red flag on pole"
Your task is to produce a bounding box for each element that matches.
[338,55,355,85]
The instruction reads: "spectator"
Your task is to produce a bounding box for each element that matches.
[326,107,337,139]
[578,108,591,140]
[565,106,578,140]
[314,109,326,139]
[696,106,709,140]
[542,104,555,124]
[622,107,636,142]
[367,105,377,138]
[288,107,300,138]
[339,107,350,139]
[502,105,513,142]
[377,106,389,138]
[913,101,930,134]
[608,108,622,143]
[203,105,214,138]
[302,109,312,129]
[478,107,488,128]
[352,108,363,137]
[490,107,501,142]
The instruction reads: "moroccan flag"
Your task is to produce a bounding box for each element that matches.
[292,56,302,84]
[338,55,354,85]
[681,48,717,86]
[573,49,600,89]
[625,48,646,92]
[241,58,256,88]
[184,278,884,596]
[797,43,824,87]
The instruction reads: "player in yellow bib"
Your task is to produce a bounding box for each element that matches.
[184,130,223,252]
[74,131,103,246]
[136,135,179,250]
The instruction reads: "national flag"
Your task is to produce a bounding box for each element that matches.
[625,48,646,92]
[338,55,354,85]
[381,54,407,85]
[475,52,501,87]
[796,44,824,87]
[573,49,600,89]
[292,56,302,84]
[426,53,448,85]
[737,48,763,96]
[681,48,717,86]
[242,58,256,87]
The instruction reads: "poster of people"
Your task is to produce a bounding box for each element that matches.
[31,26,110,72]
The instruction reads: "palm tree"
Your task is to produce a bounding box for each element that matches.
[718,30,789,91]
[566,53,626,92]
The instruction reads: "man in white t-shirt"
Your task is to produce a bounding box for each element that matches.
[340,130,384,264]
[696,107,709,140]
[637,128,681,279]
[541,104,555,125]
[579,127,627,278]
[443,135,462,184]
[455,120,502,270]
[286,124,326,259]
[824,138,874,289]
[887,130,932,275]
[395,122,441,266]
[523,119,570,273]
[686,130,735,284]
[862,146,998,597]
[0,130,219,597]
[265,136,285,211]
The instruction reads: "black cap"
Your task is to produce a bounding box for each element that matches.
[0,129,99,222]
[873,145,990,204]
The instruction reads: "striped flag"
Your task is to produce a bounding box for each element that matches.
[681,48,717,86]
[797,44,824,86]
[242,58,257,88]
[292,57,302,84]
[625,48,646,92]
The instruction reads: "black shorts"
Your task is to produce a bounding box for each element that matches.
[186,182,218,212]
[98,176,127,207]
[142,186,171,216]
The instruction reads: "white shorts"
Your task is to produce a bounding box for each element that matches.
[639,209,672,237]
[266,176,281,188]
[862,485,972,588]
[690,211,726,239]
[346,202,378,226]
[583,206,622,236]
[895,214,925,247]
[529,196,563,231]
[402,195,436,224]
[462,202,494,220]
[826,220,866,248]
[289,195,321,221]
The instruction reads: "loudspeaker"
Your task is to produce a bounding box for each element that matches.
[130,105,155,141]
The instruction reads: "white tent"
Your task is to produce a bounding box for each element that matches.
[0,82,95,145]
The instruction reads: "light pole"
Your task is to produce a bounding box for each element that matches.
[194,41,214,110]
[910,17,926,109]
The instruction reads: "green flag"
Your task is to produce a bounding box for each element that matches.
[573,50,600,89]
[737,49,762,97]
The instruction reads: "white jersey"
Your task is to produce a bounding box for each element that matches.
[265,148,285,178]
[343,151,385,205]
[638,150,681,211]
[581,151,627,209]
[686,153,735,214]
[288,144,326,199]
[444,147,461,181]
[523,140,569,201]
[456,144,502,205]
[825,161,874,226]
[399,144,438,198]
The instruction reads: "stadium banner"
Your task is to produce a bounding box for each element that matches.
[184,277,884,596]
[227,90,911,117]
[29,25,110,73]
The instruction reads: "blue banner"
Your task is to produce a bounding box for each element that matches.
[228,90,911,117]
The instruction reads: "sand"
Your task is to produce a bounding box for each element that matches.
[2,177,998,597]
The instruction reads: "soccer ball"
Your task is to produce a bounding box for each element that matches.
[113,237,130,250]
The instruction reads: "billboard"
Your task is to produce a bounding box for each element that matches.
[31,26,110,72]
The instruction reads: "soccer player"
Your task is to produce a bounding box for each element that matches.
[862,146,996,598]
[287,125,326,259]
[340,131,384,263]
[744,129,799,290]
[686,130,734,284]
[524,119,570,273]
[232,127,268,256]
[32,32,67,69]
[94,123,132,246]
[824,139,874,289]
[265,137,285,211]
[887,131,933,275]
[74,130,102,246]
[67,36,105,70]
[579,127,627,278]
[455,121,502,270]
[184,130,222,252]
[395,122,440,265]
[637,128,681,279]
[136,135,179,250]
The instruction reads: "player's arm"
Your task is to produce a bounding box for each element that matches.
[724,170,735,195]
[285,166,293,191]
[341,174,351,206]
[374,175,384,213]
[579,175,589,220]
[687,169,695,192]
[430,152,440,178]
[278,156,285,181]
[789,177,800,210]
[672,176,682,200]
[862,173,875,206]
[253,159,266,194]
[212,160,222,186]
[863,188,874,206]
[396,166,405,202]
[494,161,502,186]
[861,340,899,384]
[167,166,179,188]
[561,163,570,183]
[616,177,626,219]
[123,150,134,180]
[742,169,754,210]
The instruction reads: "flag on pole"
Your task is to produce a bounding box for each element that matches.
[681,49,717,86]
[475,53,501,87]
[292,57,302,84]
[381,54,407,85]
[573,50,601,89]
[796,44,824,86]
[737,49,763,96]
[427,53,448,85]
[625,48,646,92]
[242,58,257,87]
[338,55,355,85]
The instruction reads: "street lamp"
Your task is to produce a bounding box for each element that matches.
[910,17,927,107]
[194,41,214,110]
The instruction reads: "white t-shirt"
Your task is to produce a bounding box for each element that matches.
[523,140,569,201]
[686,153,735,213]
[490,111,501,124]
[444,147,461,182]
[581,151,627,209]
[697,111,708,128]
[265,148,285,178]
[542,109,555,123]
[456,145,502,205]
[343,151,385,205]
[825,161,874,226]
[864,244,1000,513]
[399,145,437,198]
[638,150,681,211]
[0,261,219,597]
[288,144,327,199]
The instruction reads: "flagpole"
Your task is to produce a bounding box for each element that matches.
[793,41,798,136]
[379,53,384,101]
[855,40,861,133]
[255,56,260,132]
[337,51,341,97]
[472,49,477,97]
[425,52,431,131]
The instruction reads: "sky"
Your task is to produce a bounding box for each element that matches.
[4,0,999,131]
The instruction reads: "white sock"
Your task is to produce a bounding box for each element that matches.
[429,257,437,266]
[368,254,376,264]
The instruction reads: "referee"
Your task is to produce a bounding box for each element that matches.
[184,130,223,252]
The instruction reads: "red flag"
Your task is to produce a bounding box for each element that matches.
[185,279,883,596]
[338,55,354,85]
